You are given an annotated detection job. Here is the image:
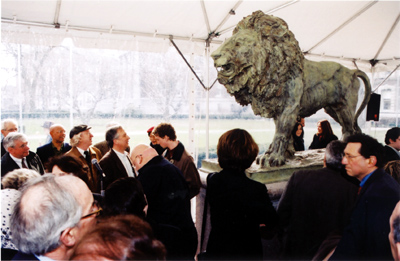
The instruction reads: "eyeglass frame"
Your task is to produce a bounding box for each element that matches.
[80,200,102,220]
[343,154,364,160]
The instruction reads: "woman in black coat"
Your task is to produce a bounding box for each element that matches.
[205,129,278,260]
[292,122,305,151]
[309,119,338,149]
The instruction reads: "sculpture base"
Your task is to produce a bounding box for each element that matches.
[199,149,325,199]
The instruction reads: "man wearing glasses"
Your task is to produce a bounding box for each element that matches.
[331,134,400,260]
[10,174,101,260]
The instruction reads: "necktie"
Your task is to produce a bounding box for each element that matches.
[21,158,28,169]
[84,151,91,165]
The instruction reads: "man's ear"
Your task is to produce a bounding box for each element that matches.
[368,156,377,166]
[60,227,77,247]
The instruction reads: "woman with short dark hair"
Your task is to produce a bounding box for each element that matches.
[205,129,278,260]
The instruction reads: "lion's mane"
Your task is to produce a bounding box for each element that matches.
[233,11,304,104]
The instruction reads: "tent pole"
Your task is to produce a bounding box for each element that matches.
[205,41,210,160]
[17,44,23,131]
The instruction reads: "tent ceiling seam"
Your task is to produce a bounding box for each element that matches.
[212,0,242,36]
[373,64,400,92]
[306,0,378,54]
[200,0,211,35]
[216,0,298,38]
[373,13,400,60]
[53,0,62,27]
[1,19,224,45]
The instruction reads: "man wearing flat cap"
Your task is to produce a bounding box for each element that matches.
[65,125,102,193]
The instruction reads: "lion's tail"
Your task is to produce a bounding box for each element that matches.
[354,70,372,132]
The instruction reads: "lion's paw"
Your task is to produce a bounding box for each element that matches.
[256,153,285,168]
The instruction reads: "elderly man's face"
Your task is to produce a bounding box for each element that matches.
[79,130,93,148]
[9,139,30,159]
[71,177,99,242]
[1,122,18,137]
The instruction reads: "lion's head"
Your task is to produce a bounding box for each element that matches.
[211,11,304,117]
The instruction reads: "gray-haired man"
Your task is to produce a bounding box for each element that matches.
[11,174,100,260]
[1,132,44,177]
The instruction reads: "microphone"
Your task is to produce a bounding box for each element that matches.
[91,158,105,197]
[91,159,105,177]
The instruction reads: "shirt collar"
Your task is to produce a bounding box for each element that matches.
[35,254,55,261]
[359,169,376,187]
[77,147,86,157]
[9,154,23,164]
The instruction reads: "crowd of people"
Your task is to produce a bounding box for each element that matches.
[1,117,400,260]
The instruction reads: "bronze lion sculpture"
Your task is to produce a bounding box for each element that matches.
[211,11,371,167]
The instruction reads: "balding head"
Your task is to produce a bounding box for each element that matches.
[130,144,158,171]
[11,174,95,259]
[50,124,66,144]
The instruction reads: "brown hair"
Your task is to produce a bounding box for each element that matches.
[319,119,334,139]
[153,123,177,141]
[71,215,166,260]
[217,129,259,171]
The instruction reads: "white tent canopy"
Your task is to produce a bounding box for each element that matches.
[2,0,400,72]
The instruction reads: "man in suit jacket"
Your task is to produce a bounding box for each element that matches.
[65,125,102,193]
[331,134,400,260]
[11,174,98,260]
[131,144,197,260]
[1,132,44,177]
[36,124,71,170]
[277,140,359,260]
[99,125,136,189]
[383,127,400,165]
[1,119,18,158]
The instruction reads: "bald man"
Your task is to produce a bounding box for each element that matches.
[131,144,197,260]
[11,174,100,260]
[36,124,72,169]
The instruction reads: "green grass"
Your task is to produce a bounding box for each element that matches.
[16,117,388,156]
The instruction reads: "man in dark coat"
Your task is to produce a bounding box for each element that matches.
[99,125,136,189]
[383,127,400,165]
[1,133,44,177]
[36,124,71,170]
[331,134,400,260]
[277,140,359,260]
[131,144,197,260]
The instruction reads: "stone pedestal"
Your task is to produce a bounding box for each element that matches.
[195,149,325,253]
